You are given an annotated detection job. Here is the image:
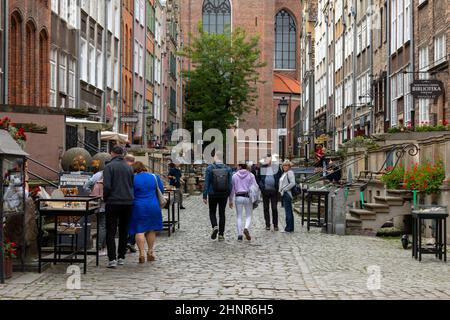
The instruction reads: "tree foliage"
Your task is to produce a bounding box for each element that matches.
[179,25,266,134]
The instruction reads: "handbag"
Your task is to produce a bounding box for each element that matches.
[287,173,301,198]
[152,174,168,209]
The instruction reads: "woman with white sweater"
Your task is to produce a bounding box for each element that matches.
[279,160,296,232]
[229,163,258,241]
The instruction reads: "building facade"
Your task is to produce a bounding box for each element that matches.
[144,0,155,147]
[180,0,302,159]
[413,0,449,126]
[50,0,78,110]
[79,0,106,119]
[132,0,146,144]
[152,0,164,146]
[372,0,389,135]
[299,0,318,160]
[8,0,51,107]
[104,0,121,132]
[162,0,181,145]
[121,0,134,139]
[0,0,7,104]
[388,0,413,129]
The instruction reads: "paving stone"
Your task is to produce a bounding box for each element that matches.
[1,196,450,299]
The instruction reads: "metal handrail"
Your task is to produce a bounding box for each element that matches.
[26,157,60,175]
[28,171,59,188]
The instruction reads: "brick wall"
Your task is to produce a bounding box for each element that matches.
[414,0,450,124]
[8,0,51,107]
[180,0,302,138]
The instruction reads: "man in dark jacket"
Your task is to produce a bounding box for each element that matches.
[168,162,186,209]
[257,155,282,231]
[203,151,232,241]
[103,145,134,268]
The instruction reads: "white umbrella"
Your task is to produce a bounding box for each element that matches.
[101,131,129,144]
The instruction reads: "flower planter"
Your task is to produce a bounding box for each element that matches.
[4,258,13,279]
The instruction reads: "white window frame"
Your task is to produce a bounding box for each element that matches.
[68,59,75,108]
[434,34,446,65]
[50,49,57,108]
[89,43,96,85]
[59,53,67,94]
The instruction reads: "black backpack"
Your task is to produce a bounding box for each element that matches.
[211,166,230,194]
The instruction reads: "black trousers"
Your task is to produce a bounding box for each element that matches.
[208,196,228,235]
[263,191,279,228]
[105,204,132,261]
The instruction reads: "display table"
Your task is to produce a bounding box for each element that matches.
[162,189,180,236]
[37,197,101,274]
[302,188,330,232]
[412,206,448,262]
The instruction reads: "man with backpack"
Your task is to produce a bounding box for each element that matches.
[257,155,282,231]
[203,151,233,241]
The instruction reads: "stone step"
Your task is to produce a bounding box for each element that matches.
[345,213,362,226]
[364,202,390,213]
[374,195,405,206]
[349,208,377,220]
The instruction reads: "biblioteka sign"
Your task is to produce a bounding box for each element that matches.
[411,80,444,100]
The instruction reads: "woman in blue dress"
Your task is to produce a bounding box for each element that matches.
[129,161,164,263]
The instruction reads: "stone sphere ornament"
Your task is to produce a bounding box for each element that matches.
[61,148,93,172]
[91,152,112,171]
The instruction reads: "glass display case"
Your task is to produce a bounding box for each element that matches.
[0,129,29,283]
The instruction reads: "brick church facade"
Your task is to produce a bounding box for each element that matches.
[180,0,302,160]
[8,0,51,107]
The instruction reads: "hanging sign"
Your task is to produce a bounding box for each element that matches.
[410,80,444,99]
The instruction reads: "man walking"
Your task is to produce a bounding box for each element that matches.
[257,155,282,231]
[203,151,232,241]
[168,162,186,209]
[124,154,138,253]
[103,146,134,268]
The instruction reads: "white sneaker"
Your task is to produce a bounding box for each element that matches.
[107,260,117,268]
[99,248,107,257]
[117,258,125,265]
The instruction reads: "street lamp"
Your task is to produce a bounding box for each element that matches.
[278,97,289,162]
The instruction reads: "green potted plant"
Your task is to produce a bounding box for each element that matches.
[2,240,17,279]
[403,160,446,204]
[381,165,405,190]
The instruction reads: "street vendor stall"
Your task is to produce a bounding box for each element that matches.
[0,129,29,283]
[37,196,101,274]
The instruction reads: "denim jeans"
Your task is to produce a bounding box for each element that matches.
[283,193,294,232]
[262,191,278,228]
[208,196,228,235]
[98,211,107,249]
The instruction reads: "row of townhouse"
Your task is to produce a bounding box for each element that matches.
[0,0,183,152]
[299,0,449,157]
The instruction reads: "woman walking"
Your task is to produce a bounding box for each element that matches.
[129,162,164,263]
[279,160,296,233]
[229,163,258,241]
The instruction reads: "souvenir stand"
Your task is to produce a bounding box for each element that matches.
[0,129,29,283]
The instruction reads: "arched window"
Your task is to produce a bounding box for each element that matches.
[202,0,231,34]
[10,11,23,105]
[39,30,49,106]
[26,21,37,106]
[275,10,297,70]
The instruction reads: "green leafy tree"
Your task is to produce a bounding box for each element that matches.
[179,25,266,134]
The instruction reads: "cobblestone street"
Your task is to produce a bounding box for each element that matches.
[2,195,450,300]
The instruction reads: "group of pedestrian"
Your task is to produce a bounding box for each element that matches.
[203,151,297,242]
[84,145,166,268]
